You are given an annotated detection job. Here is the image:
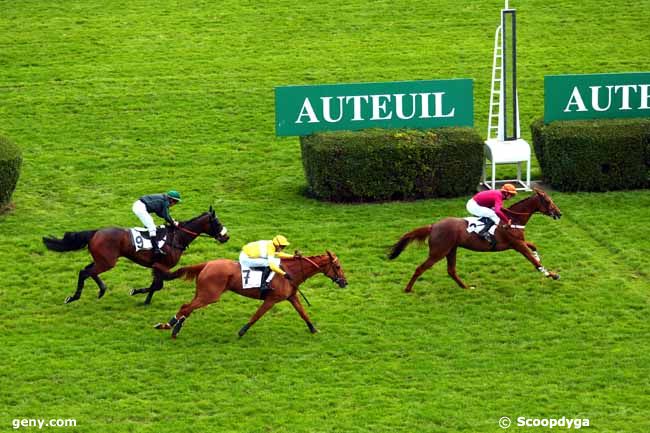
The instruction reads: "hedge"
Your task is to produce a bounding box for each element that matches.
[531,118,650,192]
[0,136,22,210]
[300,128,483,202]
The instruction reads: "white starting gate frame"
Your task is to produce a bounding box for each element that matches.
[483,0,531,191]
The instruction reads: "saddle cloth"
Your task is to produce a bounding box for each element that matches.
[240,265,275,289]
[463,217,492,234]
[130,227,167,252]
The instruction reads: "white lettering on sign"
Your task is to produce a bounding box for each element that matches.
[295,92,457,124]
[563,84,650,113]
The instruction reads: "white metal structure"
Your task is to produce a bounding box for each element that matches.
[482,0,531,191]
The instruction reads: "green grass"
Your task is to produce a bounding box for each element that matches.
[1,1,650,432]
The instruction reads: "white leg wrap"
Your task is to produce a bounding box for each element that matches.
[537,266,550,277]
[532,251,540,261]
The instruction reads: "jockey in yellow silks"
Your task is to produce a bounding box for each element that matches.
[239,235,293,298]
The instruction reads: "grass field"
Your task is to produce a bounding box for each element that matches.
[1,1,650,432]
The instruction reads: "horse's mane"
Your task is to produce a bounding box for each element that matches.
[180,212,210,225]
[282,254,326,263]
[506,192,539,214]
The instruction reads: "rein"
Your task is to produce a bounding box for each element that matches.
[178,225,214,238]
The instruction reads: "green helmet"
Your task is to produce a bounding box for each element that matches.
[167,190,182,202]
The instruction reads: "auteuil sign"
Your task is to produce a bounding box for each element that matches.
[275,79,473,136]
[545,72,650,122]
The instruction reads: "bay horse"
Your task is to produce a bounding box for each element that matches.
[388,188,562,292]
[42,206,229,304]
[153,251,347,339]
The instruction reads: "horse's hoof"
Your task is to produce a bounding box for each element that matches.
[467,286,476,290]
[98,291,105,299]
[171,334,177,340]
[552,274,561,280]
[154,323,171,330]
[64,296,76,304]
[310,328,319,334]
[129,289,136,296]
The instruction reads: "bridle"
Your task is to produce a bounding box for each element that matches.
[177,214,225,239]
[165,214,225,252]
[295,254,345,286]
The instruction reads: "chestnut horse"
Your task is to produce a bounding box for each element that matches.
[388,188,562,292]
[153,251,347,339]
[43,207,229,304]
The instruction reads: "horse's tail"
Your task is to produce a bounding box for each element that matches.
[388,225,432,260]
[43,230,97,252]
[158,263,208,282]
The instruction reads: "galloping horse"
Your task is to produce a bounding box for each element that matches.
[388,188,562,292]
[153,251,347,339]
[43,207,229,304]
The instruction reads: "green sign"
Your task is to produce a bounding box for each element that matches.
[545,72,650,123]
[275,79,473,136]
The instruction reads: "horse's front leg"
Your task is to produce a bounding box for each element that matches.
[143,274,164,305]
[238,298,277,338]
[130,263,170,297]
[525,241,541,262]
[288,295,317,334]
[512,241,559,280]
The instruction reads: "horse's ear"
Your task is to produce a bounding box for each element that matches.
[209,205,213,213]
[533,187,543,195]
[326,250,333,259]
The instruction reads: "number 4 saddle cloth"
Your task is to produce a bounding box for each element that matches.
[130,227,168,252]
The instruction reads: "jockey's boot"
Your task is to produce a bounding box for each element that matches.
[151,233,166,257]
[259,267,272,299]
[478,221,496,249]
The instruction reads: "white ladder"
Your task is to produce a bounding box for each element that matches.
[487,25,503,141]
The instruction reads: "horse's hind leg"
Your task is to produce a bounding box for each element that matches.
[238,299,277,338]
[156,283,225,339]
[404,247,450,293]
[91,274,108,299]
[446,247,469,289]
[65,263,94,304]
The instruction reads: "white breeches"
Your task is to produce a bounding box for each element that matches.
[239,252,280,269]
[466,199,499,234]
[132,200,156,236]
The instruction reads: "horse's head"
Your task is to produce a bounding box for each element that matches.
[201,206,229,243]
[533,188,562,220]
[323,250,347,288]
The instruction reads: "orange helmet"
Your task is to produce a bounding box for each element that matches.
[501,183,517,195]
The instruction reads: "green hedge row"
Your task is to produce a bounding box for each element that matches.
[531,118,650,192]
[300,128,483,202]
[0,136,22,210]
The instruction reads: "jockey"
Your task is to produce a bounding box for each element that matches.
[239,235,293,298]
[132,190,181,256]
[466,184,517,246]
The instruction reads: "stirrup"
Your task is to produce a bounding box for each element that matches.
[259,284,271,299]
